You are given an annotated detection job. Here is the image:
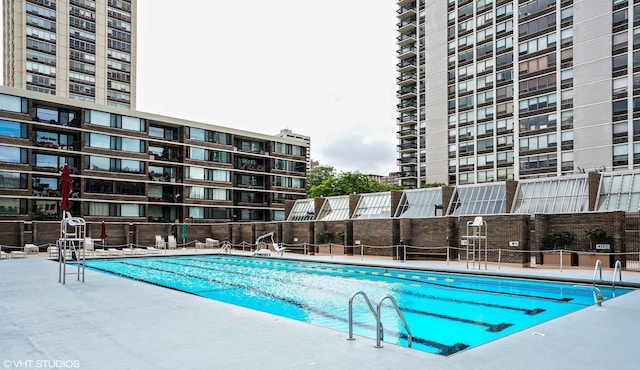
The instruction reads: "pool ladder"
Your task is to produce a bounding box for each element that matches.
[589,259,623,304]
[592,259,623,290]
[347,291,412,349]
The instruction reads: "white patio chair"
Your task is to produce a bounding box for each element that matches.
[206,238,219,248]
[167,235,177,249]
[84,238,95,256]
[155,235,166,249]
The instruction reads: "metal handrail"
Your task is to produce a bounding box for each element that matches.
[376,295,412,349]
[347,292,412,349]
[592,259,603,285]
[572,284,603,306]
[347,291,380,342]
[612,260,623,292]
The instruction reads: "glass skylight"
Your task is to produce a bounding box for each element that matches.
[448,183,506,215]
[286,199,315,221]
[597,172,640,212]
[395,188,443,218]
[512,176,588,214]
[353,192,391,219]
[316,196,350,221]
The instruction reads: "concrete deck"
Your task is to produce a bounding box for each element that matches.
[1,251,639,370]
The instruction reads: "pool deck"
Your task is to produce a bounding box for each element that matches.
[1,250,640,370]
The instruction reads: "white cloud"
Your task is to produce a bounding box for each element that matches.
[136,0,399,175]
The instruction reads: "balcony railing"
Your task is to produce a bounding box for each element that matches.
[397,128,417,138]
[397,114,417,124]
[397,142,418,150]
[397,100,417,110]
[397,155,417,164]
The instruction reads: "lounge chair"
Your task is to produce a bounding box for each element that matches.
[206,238,219,248]
[10,250,27,258]
[47,246,59,258]
[155,235,166,249]
[95,248,110,256]
[167,235,177,249]
[23,244,38,255]
[108,248,121,255]
[0,249,7,259]
[122,246,136,255]
[84,238,95,256]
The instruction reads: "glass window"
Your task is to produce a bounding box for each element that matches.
[0,172,27,189]
[122,115,143,131]
[353,193,391,219]
[189,147,205,160]
[513,176,589,214]
[395,188,443,218]
[0,146,26,164]
[287,199,316,221]
[598,172,640,212]
[448,183,507,215]
[316,196,350,221]
[86,133,110,149]
[0,120,26,138]
[86,110,110,126]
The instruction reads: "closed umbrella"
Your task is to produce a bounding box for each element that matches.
[59,163,73,217]
[181,222,187,246]
[100,221,107,245]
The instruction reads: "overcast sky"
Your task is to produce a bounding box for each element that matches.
[136,0,399,175]
[0,1,399,175]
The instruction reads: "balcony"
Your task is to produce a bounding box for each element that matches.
[397,85,417,99]
[397,141,418,152]
[397,44,417,59]
[397,113,417,125]
[148,193,180,203]
[396,3,416,20]
[397,127,417,139]
[396,57,417,73]
[397,32,417,46]
[397,72,417,86]
[397,155,417,165]
[397,99,417,113]
[398,170,418,178]
[397,17,416,34]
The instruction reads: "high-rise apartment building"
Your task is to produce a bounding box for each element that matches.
[3,0,136,109]
[397,0,636,187]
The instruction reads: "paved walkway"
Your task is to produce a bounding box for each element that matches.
[1,252,639,369]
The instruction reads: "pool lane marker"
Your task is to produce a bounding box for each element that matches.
[216,256,572,306]
[176,257,549,316]
[89,259,469,356]
[120,258,523,332]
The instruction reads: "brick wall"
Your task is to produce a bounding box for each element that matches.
[0,211,628,266]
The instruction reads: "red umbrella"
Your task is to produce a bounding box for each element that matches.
[100,221,107,240]
[59,163,73,216]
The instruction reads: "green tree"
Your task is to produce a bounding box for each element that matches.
[308,171,402,198]
[306,165,335,192]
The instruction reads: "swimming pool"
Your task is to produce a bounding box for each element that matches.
[84,255,631,356]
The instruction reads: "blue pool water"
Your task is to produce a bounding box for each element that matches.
[84,255,631,356]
